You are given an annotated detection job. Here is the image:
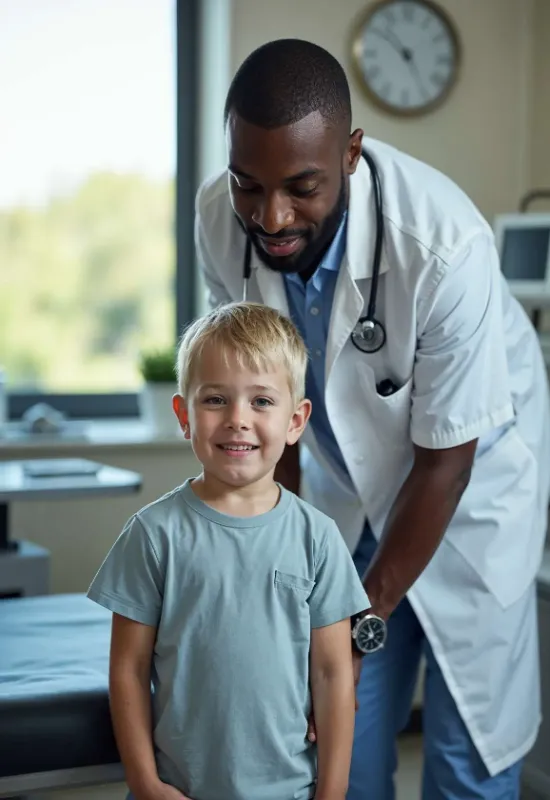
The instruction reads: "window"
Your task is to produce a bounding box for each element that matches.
[0,0,198,418]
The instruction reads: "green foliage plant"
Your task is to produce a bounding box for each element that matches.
[139,348,176,383]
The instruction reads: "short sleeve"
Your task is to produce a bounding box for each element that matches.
[411,233,514,450]
[195,183,232,310]
[308,521,370,629]
[87,515,163,627]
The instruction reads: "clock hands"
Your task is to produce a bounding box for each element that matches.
[407,56,429,102]
[371,26,408,57]
[370,27,428,102]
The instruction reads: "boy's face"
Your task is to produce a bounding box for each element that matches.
[173,343,311,490]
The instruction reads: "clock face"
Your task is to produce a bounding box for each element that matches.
[351,0,461,116]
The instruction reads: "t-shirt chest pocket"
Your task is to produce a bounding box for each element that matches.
[273,570,315,633]
[274,570,315,593]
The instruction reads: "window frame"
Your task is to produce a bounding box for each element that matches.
[7,0,200,421]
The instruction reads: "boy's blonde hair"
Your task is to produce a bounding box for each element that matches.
[176,302,308,404]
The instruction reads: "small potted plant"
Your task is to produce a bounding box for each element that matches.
[138,348,179,436]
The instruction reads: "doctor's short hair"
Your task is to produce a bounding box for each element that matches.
[223,39,352,131]
[176,302,308,405]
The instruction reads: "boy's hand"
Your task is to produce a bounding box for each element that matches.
[307,651,364,742]
[134,779,192,800]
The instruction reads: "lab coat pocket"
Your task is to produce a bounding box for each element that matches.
[447,426,541,608]
[355,363,414,447]
[344,366,414,534]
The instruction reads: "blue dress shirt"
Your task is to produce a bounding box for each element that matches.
[283,216,352,487]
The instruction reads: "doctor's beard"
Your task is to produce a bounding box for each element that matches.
[247,172,347,279]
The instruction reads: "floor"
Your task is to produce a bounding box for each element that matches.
[395,735,424,799]
[33,735,425,800]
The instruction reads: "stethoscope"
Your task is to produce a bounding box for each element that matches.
[242,148,386,354]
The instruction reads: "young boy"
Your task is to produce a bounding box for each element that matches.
[87,302,369,800]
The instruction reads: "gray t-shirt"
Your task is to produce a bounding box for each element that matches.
[87,480,369,800]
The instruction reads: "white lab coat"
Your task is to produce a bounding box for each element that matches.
[195,136,550,775]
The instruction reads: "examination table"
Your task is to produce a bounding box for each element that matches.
[0,593,124,797]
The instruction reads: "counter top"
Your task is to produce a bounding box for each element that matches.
[0,419,190,452]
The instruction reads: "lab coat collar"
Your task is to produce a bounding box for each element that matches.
[254,257,290,317]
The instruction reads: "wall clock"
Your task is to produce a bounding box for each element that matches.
[351,0,462,117]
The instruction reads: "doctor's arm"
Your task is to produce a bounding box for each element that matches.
[274,443,301,494]
[363,440,476,619]
[363,233,512,620]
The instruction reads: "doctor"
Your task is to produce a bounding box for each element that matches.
[195,38,550,800]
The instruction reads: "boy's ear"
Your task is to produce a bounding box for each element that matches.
[286,398,312,446]
[172,393,190,439]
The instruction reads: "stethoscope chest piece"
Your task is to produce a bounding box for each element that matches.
[351,317,386,354]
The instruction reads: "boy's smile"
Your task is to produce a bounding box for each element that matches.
[173,342,311,495]
[217,442,259,457]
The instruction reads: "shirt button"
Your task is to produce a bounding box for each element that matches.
[354,455,365,465]
[310,306,320,316]
[315,349,322,358]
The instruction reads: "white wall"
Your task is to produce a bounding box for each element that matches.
[530,0,550,200]
[228,0,536,223]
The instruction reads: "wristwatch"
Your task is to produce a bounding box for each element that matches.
[351,611,387,655]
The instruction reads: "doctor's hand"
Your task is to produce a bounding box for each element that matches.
[306,651,364,743]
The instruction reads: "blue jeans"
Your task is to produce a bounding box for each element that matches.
[348,524,523,800]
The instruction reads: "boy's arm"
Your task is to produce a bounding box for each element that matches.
[109,613,188,800]
[310,618,356,800]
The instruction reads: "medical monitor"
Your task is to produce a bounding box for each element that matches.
[493,213,550,303]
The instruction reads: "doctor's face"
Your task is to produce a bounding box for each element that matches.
[226,111,363,278]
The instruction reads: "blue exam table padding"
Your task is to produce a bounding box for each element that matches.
[0,593,120,782]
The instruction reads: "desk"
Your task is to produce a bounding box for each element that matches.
[0,458,141,597]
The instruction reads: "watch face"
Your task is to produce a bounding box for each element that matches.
[355,615,387,654]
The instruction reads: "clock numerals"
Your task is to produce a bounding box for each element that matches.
[432,31,447,44]
[400,88,410,107]
[402,3,415,23]
[380,81,393,102]
[435,53,452,66]
[366,66,381,82]
[430,72,446,88]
